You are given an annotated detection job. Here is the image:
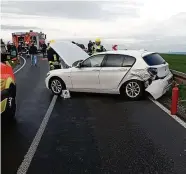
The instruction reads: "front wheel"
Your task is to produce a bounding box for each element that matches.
[49,78,65,95]
[121,80,144,100]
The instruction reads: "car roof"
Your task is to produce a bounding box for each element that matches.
[96,50,155,58]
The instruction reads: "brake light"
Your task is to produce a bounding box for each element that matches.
[147,67,158,77]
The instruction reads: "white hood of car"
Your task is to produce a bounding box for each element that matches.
[50,41,89,66]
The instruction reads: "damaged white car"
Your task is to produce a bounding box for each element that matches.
[45,41,173,100]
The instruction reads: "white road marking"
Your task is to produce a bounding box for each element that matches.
[14,56,26,74]
[17,95,58,174]
[149,98,186,129]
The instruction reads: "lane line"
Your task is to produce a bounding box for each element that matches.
[149,98,186,129]
[17,95,58,174]
[14,56,26,74]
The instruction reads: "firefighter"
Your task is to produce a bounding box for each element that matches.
[41,42,47,57]
[47,45,61,70]
[9,43,20,64]
[88,40,93,55]
[7,41,11,53]
[91,38,106,55]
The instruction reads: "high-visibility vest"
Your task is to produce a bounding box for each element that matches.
[53,54,57,61]
[92,45,103,54]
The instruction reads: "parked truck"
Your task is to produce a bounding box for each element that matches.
[12,30,46,52]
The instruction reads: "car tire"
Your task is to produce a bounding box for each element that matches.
[49,77,66,96]
[120,80,144,100]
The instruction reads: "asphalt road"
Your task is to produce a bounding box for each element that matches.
[1,55,186,174]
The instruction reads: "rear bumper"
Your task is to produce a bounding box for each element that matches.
[145,72,173,100]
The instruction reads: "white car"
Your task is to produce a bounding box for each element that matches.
[45,41,173,100]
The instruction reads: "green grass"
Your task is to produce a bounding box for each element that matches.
[167,84,186,107]
[160,54,186,105]
[160,54,186,73]
[179,84,186,107]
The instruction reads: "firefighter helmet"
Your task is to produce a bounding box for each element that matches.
[95,38,101,43]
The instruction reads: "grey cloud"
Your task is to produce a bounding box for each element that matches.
[1,24,41,30]
[1,1,141,20]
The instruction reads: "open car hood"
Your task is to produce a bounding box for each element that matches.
[50,41,89,67]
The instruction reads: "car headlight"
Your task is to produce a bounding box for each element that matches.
[46,72,50,77]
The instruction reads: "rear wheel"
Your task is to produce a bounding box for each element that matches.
[120,80,144,100]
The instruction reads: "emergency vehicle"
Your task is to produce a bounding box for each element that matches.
[1,44,16,119]
[12,30,46,51]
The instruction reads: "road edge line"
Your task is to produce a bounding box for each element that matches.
[17,95,58,174]
[14,56,26,74]
[149,98,186,129]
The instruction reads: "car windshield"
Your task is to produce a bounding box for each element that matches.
[143,53,166,65]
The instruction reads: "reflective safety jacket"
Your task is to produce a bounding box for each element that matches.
[91,44,105,55]
[47,46,61,68]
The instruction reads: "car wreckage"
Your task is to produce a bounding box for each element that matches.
[45,41,173,100]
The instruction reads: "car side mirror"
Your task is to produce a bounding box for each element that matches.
[77,62,82,68]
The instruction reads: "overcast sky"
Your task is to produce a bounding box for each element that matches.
[1,0,186,52]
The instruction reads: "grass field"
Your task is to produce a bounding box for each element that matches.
[160,54,186,73]
[159,54,186,108]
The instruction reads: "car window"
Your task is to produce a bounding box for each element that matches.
[143,53,166,66]
[122,55,136,67]
[82,54,105,67]
[103,54,124,67]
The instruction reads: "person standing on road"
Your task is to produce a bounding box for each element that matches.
[41,42,47,57]
[29,43,38,66]
[10,43,20,64]
[47,46,61,70]
[88,40,93,55]
[7,42,11,53]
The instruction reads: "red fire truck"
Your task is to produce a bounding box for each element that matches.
[12,30,46,52]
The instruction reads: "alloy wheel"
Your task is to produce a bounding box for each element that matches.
[51,79,62,94]
[126,81,141,98]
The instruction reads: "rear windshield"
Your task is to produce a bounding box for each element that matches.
[143,53,166,66]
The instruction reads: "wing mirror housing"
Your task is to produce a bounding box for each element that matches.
[77,62,82,68]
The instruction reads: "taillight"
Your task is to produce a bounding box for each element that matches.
[147,67,157,77]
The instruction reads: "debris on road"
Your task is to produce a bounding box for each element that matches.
[61,90,71,99]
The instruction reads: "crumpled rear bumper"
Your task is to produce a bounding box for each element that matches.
[145,72,173,100]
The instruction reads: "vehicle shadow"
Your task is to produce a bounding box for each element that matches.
[69,91,150,103]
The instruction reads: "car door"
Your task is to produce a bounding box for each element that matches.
[71,54,105,89]
[99,54,136,90]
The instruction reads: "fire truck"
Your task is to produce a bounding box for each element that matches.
[12,30,46,52]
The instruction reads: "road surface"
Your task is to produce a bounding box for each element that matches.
[2,55,186,174]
